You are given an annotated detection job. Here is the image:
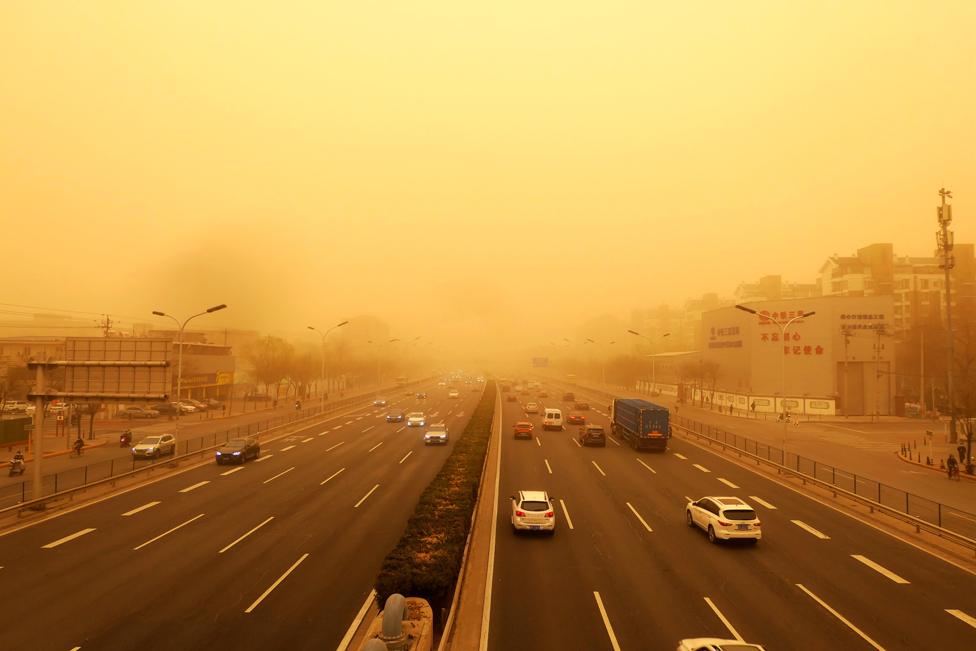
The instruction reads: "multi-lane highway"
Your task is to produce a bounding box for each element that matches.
[0,381,484,651]
[486,382,976,650]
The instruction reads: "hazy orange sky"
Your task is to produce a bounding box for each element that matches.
[1,1,973,356]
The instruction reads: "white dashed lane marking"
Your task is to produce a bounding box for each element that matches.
[851,555,910,584]
[43,528,96,549]
[122,501,160,516]
[717,477,739,489]
[792,520,830,540]
[636,459,656,474]
[674,453,688,460]
[749,495,776,509]
[692,464,710,473]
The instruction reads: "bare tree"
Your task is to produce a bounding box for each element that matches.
[245,336,295,402]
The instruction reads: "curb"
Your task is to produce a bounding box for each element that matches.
[895,451,976,482]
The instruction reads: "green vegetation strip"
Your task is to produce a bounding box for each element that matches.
[374,380,496,621]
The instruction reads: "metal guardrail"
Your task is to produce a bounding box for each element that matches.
[541,374,976,553]
[0,379,431,514]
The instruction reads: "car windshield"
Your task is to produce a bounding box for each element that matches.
[141,437,161,444]
[521,501,549,512]
[225,440,246,448]
[408,412,423,418]
[586,427,604,434]
[723,509,757,521]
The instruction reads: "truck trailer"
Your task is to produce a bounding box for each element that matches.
[610,398,670,451]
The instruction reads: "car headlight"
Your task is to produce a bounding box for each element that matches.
[232,451,241,455]
[216,451,222,455]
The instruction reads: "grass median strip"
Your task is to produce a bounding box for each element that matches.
[374,380,495,624]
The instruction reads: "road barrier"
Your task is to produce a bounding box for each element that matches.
[540,373,976,554]
[0,379,431,514]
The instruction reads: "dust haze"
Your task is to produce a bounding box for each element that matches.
[1,1,973,367]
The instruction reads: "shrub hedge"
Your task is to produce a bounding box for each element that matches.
[374,380,496,623]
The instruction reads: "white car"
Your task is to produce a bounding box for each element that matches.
[406,412,427,427]
[510,490,555,534]
[677,639,766,651]
[524,402,539,414]
[448,389,460,399]
[423,423,449,445]
[131,434,177,459]
[686,496,761,543]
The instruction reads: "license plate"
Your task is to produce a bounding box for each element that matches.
[530,525,541,530]
[737,524,749,530]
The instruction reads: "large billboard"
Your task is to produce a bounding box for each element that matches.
[63,338,172,397]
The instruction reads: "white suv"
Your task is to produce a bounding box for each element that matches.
[686,496,761,544]
[423,423,449,445]
[510,490,556,534]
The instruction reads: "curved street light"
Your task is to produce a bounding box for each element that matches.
[308,320,349,404]
[151,303,227,450]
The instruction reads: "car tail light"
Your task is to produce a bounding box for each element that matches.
[516,510,526,517]
[753,522,761,527]
[718,520,732,527]
[545,511,554,518]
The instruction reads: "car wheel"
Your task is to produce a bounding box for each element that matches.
[749,538,759,545]
[707,526,718,544]
[686,511,694,527]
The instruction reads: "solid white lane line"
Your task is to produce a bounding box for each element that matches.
[280,445,296,452]
[321,468,345,485]
[593,592,621,651]
[792,520,830,540]
[591,461,606,477]
[221,466,244,476]
[43,528,96,549]
[219,517,274,554]
[354,484,380,508]
[133,514,204,551]
[545,459,553,474]
[326,441,345,452]
[179,481,210,493]
[301,437,314,443]
[626,502,653,532]
[704,597,743,641]
[749,495,777,509]
[255,454,272,462]
[245,553,310,613]
[122,501,160,517]
[851,555,910,584]
[395,426,405,433]
[560,499,574,530]
[368,441,383,452]
[692,463,711,473]
[946,609,976,629]
[536,438,541,447]
[674,453,688,460]
[362,426,374,433]
[636,458,657,474]
[338,589,378,651]
[796,584,885,650]
[717,477,739,489]
[572,438,581,447]
[399,451,413,464]
[263,467,295,484]
[608,436,621,446]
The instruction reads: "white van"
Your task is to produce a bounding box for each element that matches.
[542,408,563,431]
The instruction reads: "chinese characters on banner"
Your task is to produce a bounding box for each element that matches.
[839,313,886,331]
[756,309,824,355]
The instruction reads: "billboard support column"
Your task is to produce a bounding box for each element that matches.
[31,363,45,508]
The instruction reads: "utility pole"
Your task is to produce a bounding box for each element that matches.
[843,329,851,418]
[100,314,113,337]
[937,187,957,443]
[874,323,887,423]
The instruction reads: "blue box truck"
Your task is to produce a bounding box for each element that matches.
[610,398,670,451]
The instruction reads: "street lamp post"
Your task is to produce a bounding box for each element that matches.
[152,303,227,452]
[308,320,349,406]
[627,330,670,393]
[735,304,815,449]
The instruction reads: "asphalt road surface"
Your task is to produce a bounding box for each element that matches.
[486,383,976,650]
[0,381,484,651]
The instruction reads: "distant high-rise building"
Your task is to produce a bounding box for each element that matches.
[819,243,976,333]
[734,275,819,303]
